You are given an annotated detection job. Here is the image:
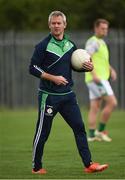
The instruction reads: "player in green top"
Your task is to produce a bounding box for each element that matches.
[85,19,117,142]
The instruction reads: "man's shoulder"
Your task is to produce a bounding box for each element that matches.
[86,35,98,43]
[85,36,100,54]
[86,36,99,48]
[69,39,76,48]
[35,34,52,49]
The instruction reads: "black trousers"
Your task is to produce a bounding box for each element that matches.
[32,91,92,170]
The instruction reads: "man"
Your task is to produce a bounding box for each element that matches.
[85,19,117,142]
[29,11,108,174]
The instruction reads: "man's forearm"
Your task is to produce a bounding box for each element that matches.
[41,72,56,82]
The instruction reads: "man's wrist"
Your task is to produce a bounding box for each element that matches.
[41,71,46,79]
[41,72,55,82]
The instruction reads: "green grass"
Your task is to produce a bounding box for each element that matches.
[0,108,125,179]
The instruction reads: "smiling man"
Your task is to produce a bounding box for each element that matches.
[29,11,108,175]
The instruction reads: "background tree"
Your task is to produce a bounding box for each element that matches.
[0,0,125,31]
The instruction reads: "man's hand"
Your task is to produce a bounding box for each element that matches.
[110,67,117,81]
[92,74,101,83]
[52,75,68,85]
[82,61,94,72]
[41,72,68,86]
[91,70,101,83]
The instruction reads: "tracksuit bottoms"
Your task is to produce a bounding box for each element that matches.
[32,91,92,170]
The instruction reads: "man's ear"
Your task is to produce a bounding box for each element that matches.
[48,22,51,29]
[64,22,67,29]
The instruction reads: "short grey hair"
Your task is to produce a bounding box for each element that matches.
[48,11,66,24]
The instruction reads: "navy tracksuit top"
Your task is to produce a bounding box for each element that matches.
[29,33,77,94]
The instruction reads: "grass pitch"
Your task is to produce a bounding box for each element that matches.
[0,108,125,179]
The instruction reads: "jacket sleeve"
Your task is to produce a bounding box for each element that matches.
[29,44,45,78]
[72,66,86,72]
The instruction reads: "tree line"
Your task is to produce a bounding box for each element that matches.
[0,0,125,31]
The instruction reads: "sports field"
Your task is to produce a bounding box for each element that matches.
[0,108,125,179]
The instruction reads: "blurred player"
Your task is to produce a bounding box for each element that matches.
[85,19,117,142]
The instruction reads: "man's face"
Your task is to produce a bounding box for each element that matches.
[48,15,66,38]
[95,23,109,38]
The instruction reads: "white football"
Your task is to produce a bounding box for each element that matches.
[71,49,90,70]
